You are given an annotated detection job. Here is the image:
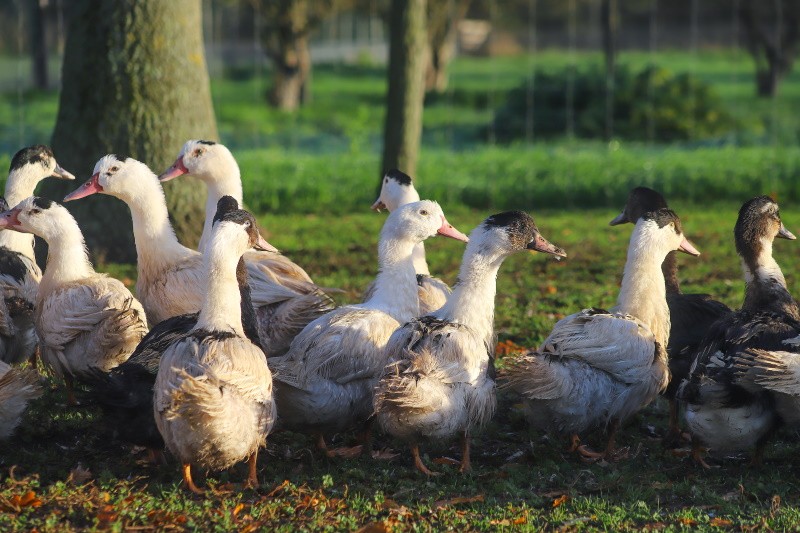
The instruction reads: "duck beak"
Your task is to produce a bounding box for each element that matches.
[158,157,189,182]
[526,233,567,259]
[51,163,75,180]
[370,198,386,212]
[64,173,103,202]
[436,216,469,242]
[0,207,21,230]
[778,223,797,240]
[254,234,279,253]
[678,237,701,256]
[608,210,629,226]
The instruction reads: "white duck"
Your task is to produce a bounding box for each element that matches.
[0,197,148,405]
[375,211,566,475]
[0,145,74,364]
[367,169,451,314]
[153,206,276,493]
[503,209,699,461]
[159,140,336,355]
[0,360,42,439]
[269,200,468,456]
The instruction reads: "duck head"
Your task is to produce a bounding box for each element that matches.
[609,187,669,226]
[6,145,74,194]
[383,199,469,244]
[64,154,155,203]
[0,196,75,240]
[632,208,700,259]
[371,169,420,212]
[465,211,567,262]
[158,139,234,184]
[735,195,795,276]
[211,204,277,255]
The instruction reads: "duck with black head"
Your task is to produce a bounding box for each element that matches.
[609,187,731,442]
[0,145,74,365]
[504,208,699,462]
[375,210,566,475]
[678,195,799,468]
[153,204,276,494]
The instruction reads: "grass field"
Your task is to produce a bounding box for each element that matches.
[5,204,800,531]
[2,49,800,530]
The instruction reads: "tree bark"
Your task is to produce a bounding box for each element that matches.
[601,0,618,140]
[269,29,312,110]
[425,0,469,94]
[382,0,427,177]
[47,0,217,262]
[30,0,49,90]
[739,0,800,98]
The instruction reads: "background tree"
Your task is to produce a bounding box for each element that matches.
[601,0,618,140]
[381,0,427,178]
[249,0,340,111]
[47,0,218,262]
[739,0,800,97]
[29,0,48,90]
[425,0,470,93]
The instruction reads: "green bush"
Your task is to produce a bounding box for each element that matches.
[492,65,740,142]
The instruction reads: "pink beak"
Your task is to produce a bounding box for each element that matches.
[64,173,104,202]
[678,237,701,256]
[0,208,21,230]
[254,234,279,253]
[158,157,189,182]
[371,198,386,212]
[436,216,469,242]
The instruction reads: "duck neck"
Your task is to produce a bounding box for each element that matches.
[411,242,430,275]
[39,223,94,293]
[615,239,671,347]
[662,251,681,294]
[0,167,41,258]
[364,234,420,323]
[199,170,243,253]
[741,239,799,318]
[123,177,191,270]
[436,242,503,346]
[195,232,244,336]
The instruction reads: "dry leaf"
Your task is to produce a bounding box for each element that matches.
[96,504,118,526]
[67,464,92,485]
[432,457,460,466]
[710,517,733,528]
[678,517,698,526]
[433,494,485,509]
[232,503,245,518]
[552,494,569,508]
[513,516,528,525]
[3,490,44,512]
[355,521,389,533]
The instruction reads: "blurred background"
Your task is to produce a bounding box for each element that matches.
[0,0,797,260]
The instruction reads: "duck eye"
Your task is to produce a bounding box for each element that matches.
[194,149,203,157]
[30,209,40,215]
[243,220,251,228]
[420,209,428,216]
[109,166,119,172]
[384,178,388,184]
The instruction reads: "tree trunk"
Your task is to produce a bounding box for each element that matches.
[739,0,800,98]
[269,31,311,111]
[47,0,217,263]
[30,0,49,90]
[382,0,427,177]
[425,0,469,94]
[601,0,618,141]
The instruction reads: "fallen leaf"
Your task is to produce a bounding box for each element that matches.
[678,518,698,526]
[710,517,733,527]
[3,490,43,512]
[771,495,781,516]
[552,494,569,508]
[232,503,245,518]
[96,504,118,526]
[432,457,460,466]
[355,521,389,533]
[433,494,485,509]
[266,480,290,498]
[67,464,92,485]
[513,515,528,525]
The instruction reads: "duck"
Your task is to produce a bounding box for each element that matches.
[677,196,799,467]
[0,360,42,439]
[375,211,566,475]
[0,145,74,364]
[81,196,264,464]
[503,208,699,461]
[0,197,148,405]
[367,169,451,314]
[269,200,469,456]
[609,187,731,440]
[153,205,276,493]
[158,140,336,355]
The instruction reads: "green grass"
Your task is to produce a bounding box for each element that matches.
[5,205,800,531]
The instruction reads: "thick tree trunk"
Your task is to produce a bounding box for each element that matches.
[382,0,427,177]
[30,0,49,90]
[425,0,469,94]
[47,0,217,263]
[269,32,311,110]
[739,0,800,98]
